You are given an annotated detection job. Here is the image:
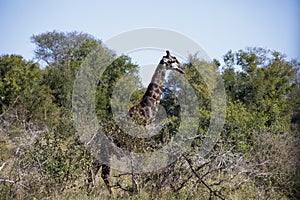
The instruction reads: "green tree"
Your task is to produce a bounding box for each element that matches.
[95,55,140,121]
[32,31,100,65]
[222,47,299,150]
[163,56,215,137]
[0,55,57,123]
[31,31,103,108]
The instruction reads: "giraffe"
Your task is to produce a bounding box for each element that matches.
[88,50,185,194]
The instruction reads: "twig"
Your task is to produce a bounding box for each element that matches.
[0,162,7,171]
[0,179,14,183]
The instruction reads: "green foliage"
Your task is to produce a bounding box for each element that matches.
[96,55,140,121]
[32,31,102,108]
[32,31,100,65]
[163,56,216,142]
[0,55,39,110]
[222,47,299,151]
[20,128,91,197]
[0,55,58,124]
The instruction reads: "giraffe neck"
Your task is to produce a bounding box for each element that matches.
[129,64,167,126]
[150,64,167,86]
[143,64,167,106]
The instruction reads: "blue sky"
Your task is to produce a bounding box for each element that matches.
[0,0,299,64]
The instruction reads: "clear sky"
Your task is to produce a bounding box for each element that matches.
[0,0,299,63]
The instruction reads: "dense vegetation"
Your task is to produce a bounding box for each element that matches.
[0,31,299,199]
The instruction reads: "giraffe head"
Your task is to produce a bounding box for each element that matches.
[160,50,185,74]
